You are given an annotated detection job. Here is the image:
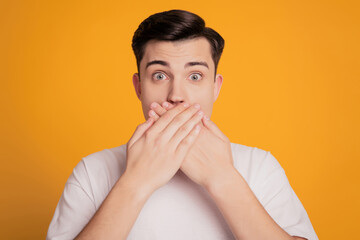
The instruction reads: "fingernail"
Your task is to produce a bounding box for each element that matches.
[198,111,203,116]
[194,103,200,109]
[149,110,156,116]
[162,102,169,108]
[183,103,189,108]
[204,115,210,121]
[150,102,157,109]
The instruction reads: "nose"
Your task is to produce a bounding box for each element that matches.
[167,79,185,105]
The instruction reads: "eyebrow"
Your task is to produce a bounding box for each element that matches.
[185,61,209,69]
[145,60,169,69]
[145,60,209,69]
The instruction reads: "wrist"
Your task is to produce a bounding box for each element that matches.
[204,165,241,196]
[116,171,155,202]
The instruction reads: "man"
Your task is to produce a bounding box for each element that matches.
[47,10,318,240]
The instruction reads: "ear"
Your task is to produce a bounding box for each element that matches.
[213,74,223,102]
[132,73,141,100]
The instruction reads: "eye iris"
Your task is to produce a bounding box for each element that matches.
[191,74,200,81]
[156,73,164,80]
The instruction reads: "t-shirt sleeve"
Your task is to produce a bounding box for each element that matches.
[46,159,96,240]
[257,152,319,240]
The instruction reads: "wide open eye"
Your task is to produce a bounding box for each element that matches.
[153,72,168,81]
[189,73,202,81]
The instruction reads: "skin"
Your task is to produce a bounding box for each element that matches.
[76,37,307,240]
[76,103,204,239]
[132,37,228,188]
[135,37,306,240]
[150,102,307,240]
[132,37,223,121]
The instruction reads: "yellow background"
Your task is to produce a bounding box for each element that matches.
[1,0,359,239]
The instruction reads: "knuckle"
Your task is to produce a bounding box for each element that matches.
[172,115,185,125]
[162,112,172,121]
[153,137,161,147]
[154,136,168,149]
[179,124,190,133]
[144,129,153,139]
[159,107,167,114]
[181,138,190,145]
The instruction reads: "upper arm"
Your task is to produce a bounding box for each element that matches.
[293,236,308,240]
[254,151,318,240]
[47,160,96,240]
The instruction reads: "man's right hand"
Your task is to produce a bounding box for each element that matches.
[75,103,203,240]
[122,102,204,194]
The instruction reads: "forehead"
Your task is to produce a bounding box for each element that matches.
[140,37,214,70]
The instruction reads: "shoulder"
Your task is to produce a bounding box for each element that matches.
[72,144,128,207]
[81,144,127,174]
[230,143,318,239]
[230,142,284,189]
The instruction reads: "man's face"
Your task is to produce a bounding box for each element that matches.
[132,37,223,120]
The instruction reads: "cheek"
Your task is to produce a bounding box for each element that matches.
[192,89,214,117]
[141,83,168,111]
[142,85,167,101]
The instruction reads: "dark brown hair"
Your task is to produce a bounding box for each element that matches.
[132,9,225,76]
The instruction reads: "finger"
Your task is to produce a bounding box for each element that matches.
[148,109,160,121]
[147,102,191,135]
[163,102,205,128]
[202,115,229,142]
[150,102,175,119]
[151,105,166,118]
[169,108,204,147]
[162,101,175,110]
[127,118,154,149]
[159,103,202,144]
[150,102,167,117]
[175,123,202,161]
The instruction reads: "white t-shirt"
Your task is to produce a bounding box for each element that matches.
[47,143,318,240]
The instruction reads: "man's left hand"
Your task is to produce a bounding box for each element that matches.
[148,102,236,190]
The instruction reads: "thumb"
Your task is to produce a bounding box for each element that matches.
[202,115,229,142]
[127,117,154,149]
